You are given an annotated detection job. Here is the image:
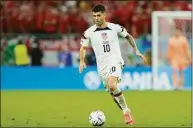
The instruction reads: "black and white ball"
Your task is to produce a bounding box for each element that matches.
[89,110,106,126]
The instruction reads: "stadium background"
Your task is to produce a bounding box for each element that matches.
[1,0,192,127]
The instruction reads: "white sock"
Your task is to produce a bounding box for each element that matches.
[113,88,130,114]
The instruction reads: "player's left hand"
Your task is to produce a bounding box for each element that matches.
[135,50,147,64]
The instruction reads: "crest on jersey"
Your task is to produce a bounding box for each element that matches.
[101,33,107,40]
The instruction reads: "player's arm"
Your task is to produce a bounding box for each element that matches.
[116,24,138,51]
[116,24,146,63]
[125,34,146,63]
[79,45,86,63]
[167,39,173,64]
[79,45,87,73]
[183,38,191,63]
[79,30,91,73]
[125,34,139,53]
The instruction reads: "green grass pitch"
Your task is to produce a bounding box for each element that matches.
[1,90,192,127]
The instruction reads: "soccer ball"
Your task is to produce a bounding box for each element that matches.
[89,110,106,126]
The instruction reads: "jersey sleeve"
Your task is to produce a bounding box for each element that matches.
[115,24,129,38]
[80,29,91,47]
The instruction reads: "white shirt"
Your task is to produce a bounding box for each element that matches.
[80,22,129,73]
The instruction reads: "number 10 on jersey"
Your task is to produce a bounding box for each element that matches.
[103,44,110,52]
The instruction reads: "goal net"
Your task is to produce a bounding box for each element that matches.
[151,11,192,90]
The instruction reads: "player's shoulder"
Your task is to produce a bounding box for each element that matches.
[107,22,120,29]
[180,35,187,40]
[85,24,97,33]
[107,22,125,32]
[169,36,175,40]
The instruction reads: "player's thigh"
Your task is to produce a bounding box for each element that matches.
[171,61,180,71]
[171,61,188,73]
[108,76,119,89]
[108,63,123,88]
[179,61,188,71]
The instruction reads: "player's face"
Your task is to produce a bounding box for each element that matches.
[92,12,106,26]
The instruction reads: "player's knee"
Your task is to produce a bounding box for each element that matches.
[108,76,117,91]
[108,83,116,91]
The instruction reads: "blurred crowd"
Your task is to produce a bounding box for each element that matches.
[1,0,192,36]
[0,0,192,67]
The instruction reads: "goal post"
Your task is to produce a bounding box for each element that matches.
[151,11,192,90]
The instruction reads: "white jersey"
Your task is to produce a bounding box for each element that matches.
[80,22,129,73]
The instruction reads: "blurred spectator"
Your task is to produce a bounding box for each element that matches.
[14,40,29,66]
[43,5,59,33]
[30,38,43,66]
[35,2,46,33]
[3,1,20,33]
[74,11,88,33]
[58,44,72,67]
[131,7,145,37]
[1,38,8,65]
[114,1,133,29]
[65,1,77,8]
[0,3,7,33]
[18,1,35,33]
[58,6,70,33]
[2,37,20,65]
[0,0,191,34]
[161,1,171,11]
[79,1,93,26]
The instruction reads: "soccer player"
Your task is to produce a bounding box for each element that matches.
[79,5,146,125]
[168,28,191,90]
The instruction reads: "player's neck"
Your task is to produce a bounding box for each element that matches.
[97,21,107,28]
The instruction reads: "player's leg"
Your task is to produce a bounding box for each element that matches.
[110,92,123,110]
[104,64,129,112]
[179,64,186,90]
[179,70,184,90]
[108,76,129,113]
[172,69,178,89]
[102,77,122,110]
[107,76,134,124]
[171,62,179,90]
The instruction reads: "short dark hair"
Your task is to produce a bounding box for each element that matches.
[92,5,105,13]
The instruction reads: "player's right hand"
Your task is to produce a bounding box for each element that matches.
[135,50,147,64]
[79,61,86,74]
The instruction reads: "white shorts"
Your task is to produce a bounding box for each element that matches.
[99,62,123,91]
